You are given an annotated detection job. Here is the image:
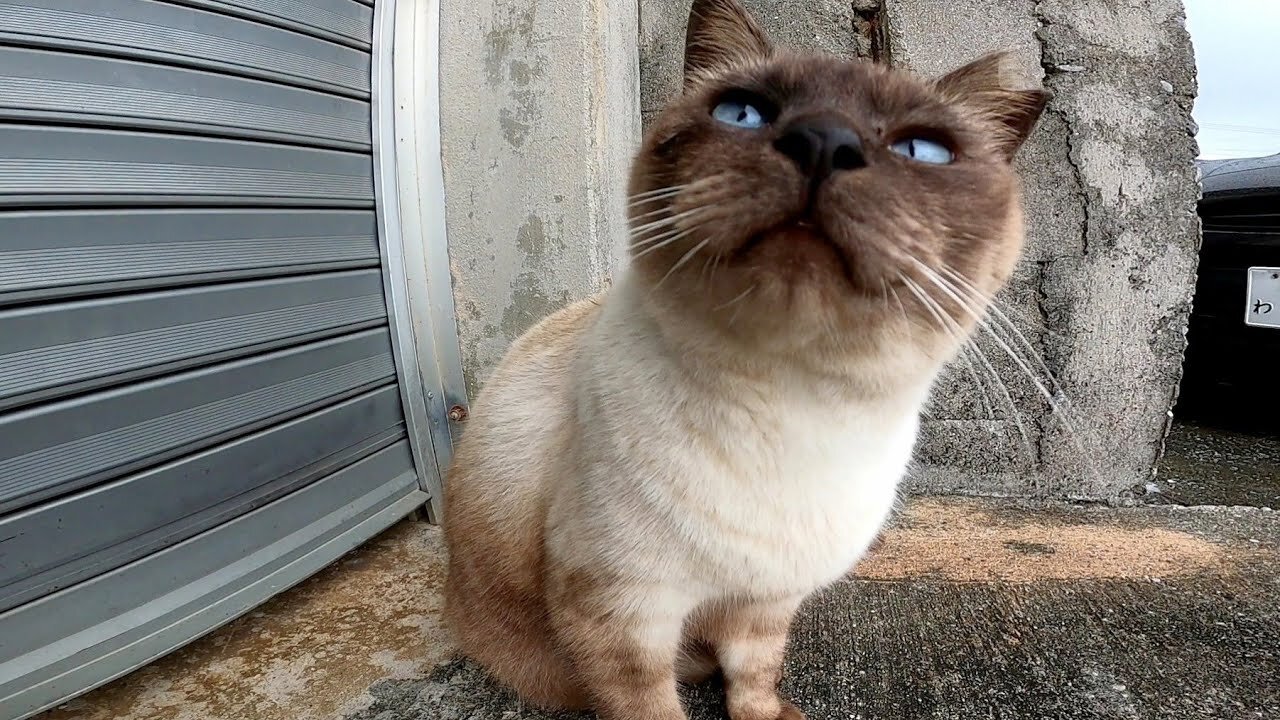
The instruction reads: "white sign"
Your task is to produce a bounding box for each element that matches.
[1246,267,1280,329]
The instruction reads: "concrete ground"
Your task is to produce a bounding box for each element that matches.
[41,497,1280,720]
[1151,419,1280,509]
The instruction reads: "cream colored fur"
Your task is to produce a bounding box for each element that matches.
[443,268,944,714]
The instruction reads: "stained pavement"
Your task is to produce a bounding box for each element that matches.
[42,495,1280,720]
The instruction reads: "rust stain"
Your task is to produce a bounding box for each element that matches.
[854,499,1244,583]
[43,521,452,720]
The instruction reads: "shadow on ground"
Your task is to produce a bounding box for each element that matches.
[343,660,727,720]
[1154,419,1280,508]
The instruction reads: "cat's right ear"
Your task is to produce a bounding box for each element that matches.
[683,0,772,88]
[934,52,1049,161]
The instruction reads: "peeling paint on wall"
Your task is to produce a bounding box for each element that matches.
[441,0,639,398]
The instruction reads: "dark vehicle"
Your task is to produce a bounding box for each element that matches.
[1176,152,1280,428]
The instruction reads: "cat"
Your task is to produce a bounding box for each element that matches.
[441,0,1048,718]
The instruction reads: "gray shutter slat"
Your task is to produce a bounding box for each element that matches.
[0,270,388,412]
[0,210,379,306]
[0,386,406,613]
[0,329,396,513]
[0,442,419,692]
[0,48,371,150]
[0,0,442,713]
[0,126,374,207]
[0,0,370,97]
[169,0,373,48]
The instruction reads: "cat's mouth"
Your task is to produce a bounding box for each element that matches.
[733,218,860,291]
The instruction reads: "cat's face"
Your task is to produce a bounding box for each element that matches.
[629,0,1047,370]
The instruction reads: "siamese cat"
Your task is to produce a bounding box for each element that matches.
[442,0,1048,718]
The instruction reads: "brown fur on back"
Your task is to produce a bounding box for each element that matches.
[442,298,600,708]
[444,297,726,705]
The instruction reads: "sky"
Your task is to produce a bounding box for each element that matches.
[1185,0,1280,159]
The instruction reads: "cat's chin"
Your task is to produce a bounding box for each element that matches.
[731,222,881,300]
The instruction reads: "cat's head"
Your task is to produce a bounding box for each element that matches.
[629,0,1048,383]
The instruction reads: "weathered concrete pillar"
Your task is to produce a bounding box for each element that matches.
[440,0,640,397]
[1031,0,1201,499]
[897,0,1200,501]
[883,0,1078,498]
[637,0,1201,501]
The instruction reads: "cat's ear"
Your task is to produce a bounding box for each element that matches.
[683,0,773,88]
[935,52,1050,161]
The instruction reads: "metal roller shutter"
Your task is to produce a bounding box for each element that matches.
[0,0,452,716]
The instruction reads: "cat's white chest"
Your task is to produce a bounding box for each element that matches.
[676,399,920,598]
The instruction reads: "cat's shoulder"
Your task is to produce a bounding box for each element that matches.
[494,293,607,371]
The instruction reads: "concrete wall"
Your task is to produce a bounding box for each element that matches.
[439,0,639,398]
[636,0,1201,501]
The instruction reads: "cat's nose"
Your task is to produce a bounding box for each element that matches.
[773,117,867,184]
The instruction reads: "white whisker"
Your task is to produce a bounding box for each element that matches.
[901,275,994,419]
[892,286,916,343]
[714,284,756,312]
[907,259,1101,482]
[629,227,691,251]
[956,342,997,420]
[911,260,1060,414]
[727,285,754,326]
[631,228,697,261]
[628,185,688,203]
[655,238,712,289]
[630,204,681,223]
[938,265,1075,413]
[902,275,1034,463]
[629,206,709,240]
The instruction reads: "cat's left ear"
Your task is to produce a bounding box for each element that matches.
[935,52,1050,161]
[684,0,773,88]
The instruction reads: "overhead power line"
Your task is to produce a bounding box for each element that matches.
[1200,122,1280,137]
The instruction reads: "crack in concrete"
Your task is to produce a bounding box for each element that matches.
[1032,3,1092,258]
[851,1,890,62]
[1031,259,1054,475]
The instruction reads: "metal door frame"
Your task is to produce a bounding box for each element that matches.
[372,0,468,521]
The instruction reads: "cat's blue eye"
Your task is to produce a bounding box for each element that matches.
[712,100,767,129]
[890,138,954,165]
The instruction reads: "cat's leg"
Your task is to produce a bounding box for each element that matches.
[547,571,696,720]
[676,637,719,684]
[702,596,806,720]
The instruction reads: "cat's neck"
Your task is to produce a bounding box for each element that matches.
[597,266,939,412]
